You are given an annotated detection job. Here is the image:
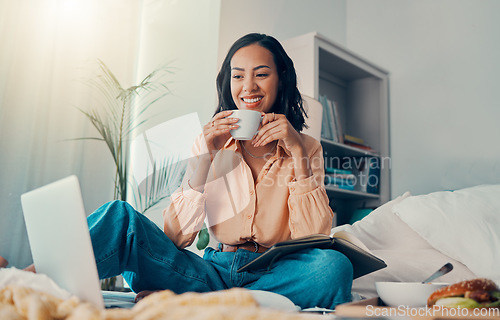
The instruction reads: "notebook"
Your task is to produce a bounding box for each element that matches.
[20,175,136,309]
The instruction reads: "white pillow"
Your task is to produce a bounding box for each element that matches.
[393,184,500,283]
[332,192,432,250]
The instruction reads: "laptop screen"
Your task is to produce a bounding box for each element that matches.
[21,175,105,308]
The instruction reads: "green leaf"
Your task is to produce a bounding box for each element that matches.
[436,297,481,308]
[196,228,210,250]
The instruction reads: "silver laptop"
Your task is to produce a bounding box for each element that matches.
[21,175,136,308]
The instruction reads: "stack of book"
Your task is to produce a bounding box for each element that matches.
[319,95,343,143]
[324,167,355,191]
[319,96,378,155]
[343,134,377,153]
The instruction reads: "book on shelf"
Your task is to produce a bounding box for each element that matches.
[366,157,380,194]
[327,183,355,191]
[324,175,356,188]
[342,134,378,154]
[343,134,365,145]
[344,141,377,153]
[325,97,338,141]
[237,230,387,279]
[319,95,343,143]
[325,172,356,180]
[325,167,353,175]
[353,157,380,194]
[319,95,333,141]
[329,99,344,143]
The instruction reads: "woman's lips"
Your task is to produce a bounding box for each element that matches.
[241,96,263,108]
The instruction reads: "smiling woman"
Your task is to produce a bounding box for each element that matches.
[71,33,354,310]
[229,45,280,113]
[216,33,307,133]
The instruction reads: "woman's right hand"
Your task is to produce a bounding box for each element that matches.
[203,110,239,154]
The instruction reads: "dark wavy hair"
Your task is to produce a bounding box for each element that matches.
[215,33,307,132]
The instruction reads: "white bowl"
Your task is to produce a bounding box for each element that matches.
[375,282,448,308]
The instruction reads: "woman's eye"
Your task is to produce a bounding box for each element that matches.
[257,73,269,78]
[232,75,243,79]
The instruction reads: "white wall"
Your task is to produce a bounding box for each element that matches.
[346,0,500,196]
[218,0,346,67]
[135,0,221,127]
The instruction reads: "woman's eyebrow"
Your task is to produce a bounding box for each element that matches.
[231,65,271,71]
[254,65,271,71]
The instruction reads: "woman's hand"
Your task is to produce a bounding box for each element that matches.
[203,110,239,154]
[135,290,160,302]
[252,112,305,156]
[187,110,238,193]
[253,112,312,180]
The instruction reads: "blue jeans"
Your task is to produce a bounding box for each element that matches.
[87,201,353,309]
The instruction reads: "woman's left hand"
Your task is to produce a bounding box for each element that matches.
[252,112,305,156]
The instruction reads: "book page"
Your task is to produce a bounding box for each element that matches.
[331,230,371,253]
[276,234,330,246]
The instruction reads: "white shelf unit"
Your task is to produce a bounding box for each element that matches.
[283,32,391,225]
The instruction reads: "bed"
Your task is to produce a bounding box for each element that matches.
[1,184,499,319]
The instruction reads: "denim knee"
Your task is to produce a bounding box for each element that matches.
[306,249,353,308]
[90,200,135,222]
[87,200,141,241]
[101,200,135,215]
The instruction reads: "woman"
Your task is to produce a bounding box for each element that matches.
[6,33,353,310]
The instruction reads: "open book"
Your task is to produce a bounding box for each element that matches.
[237,231,386,279]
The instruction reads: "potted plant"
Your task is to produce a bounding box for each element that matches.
[78,60,173,201]
[77,60,172,290]
[77,60,210,289]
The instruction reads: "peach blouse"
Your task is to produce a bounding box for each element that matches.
[163,133,333,249]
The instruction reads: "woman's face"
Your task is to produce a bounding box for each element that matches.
[230,44,279,113]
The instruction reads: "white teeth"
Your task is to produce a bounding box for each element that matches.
[242,97,262,103]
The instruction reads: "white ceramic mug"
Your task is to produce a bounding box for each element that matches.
[227,110,262,140]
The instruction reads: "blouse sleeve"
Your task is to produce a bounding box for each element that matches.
[162,134,208,249]
[287,139,334,238]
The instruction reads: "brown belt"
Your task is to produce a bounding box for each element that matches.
[219,240,268,253]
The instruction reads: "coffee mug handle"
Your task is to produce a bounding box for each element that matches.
[254,114,265,135]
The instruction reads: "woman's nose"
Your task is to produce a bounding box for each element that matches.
[243,77,257,92]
